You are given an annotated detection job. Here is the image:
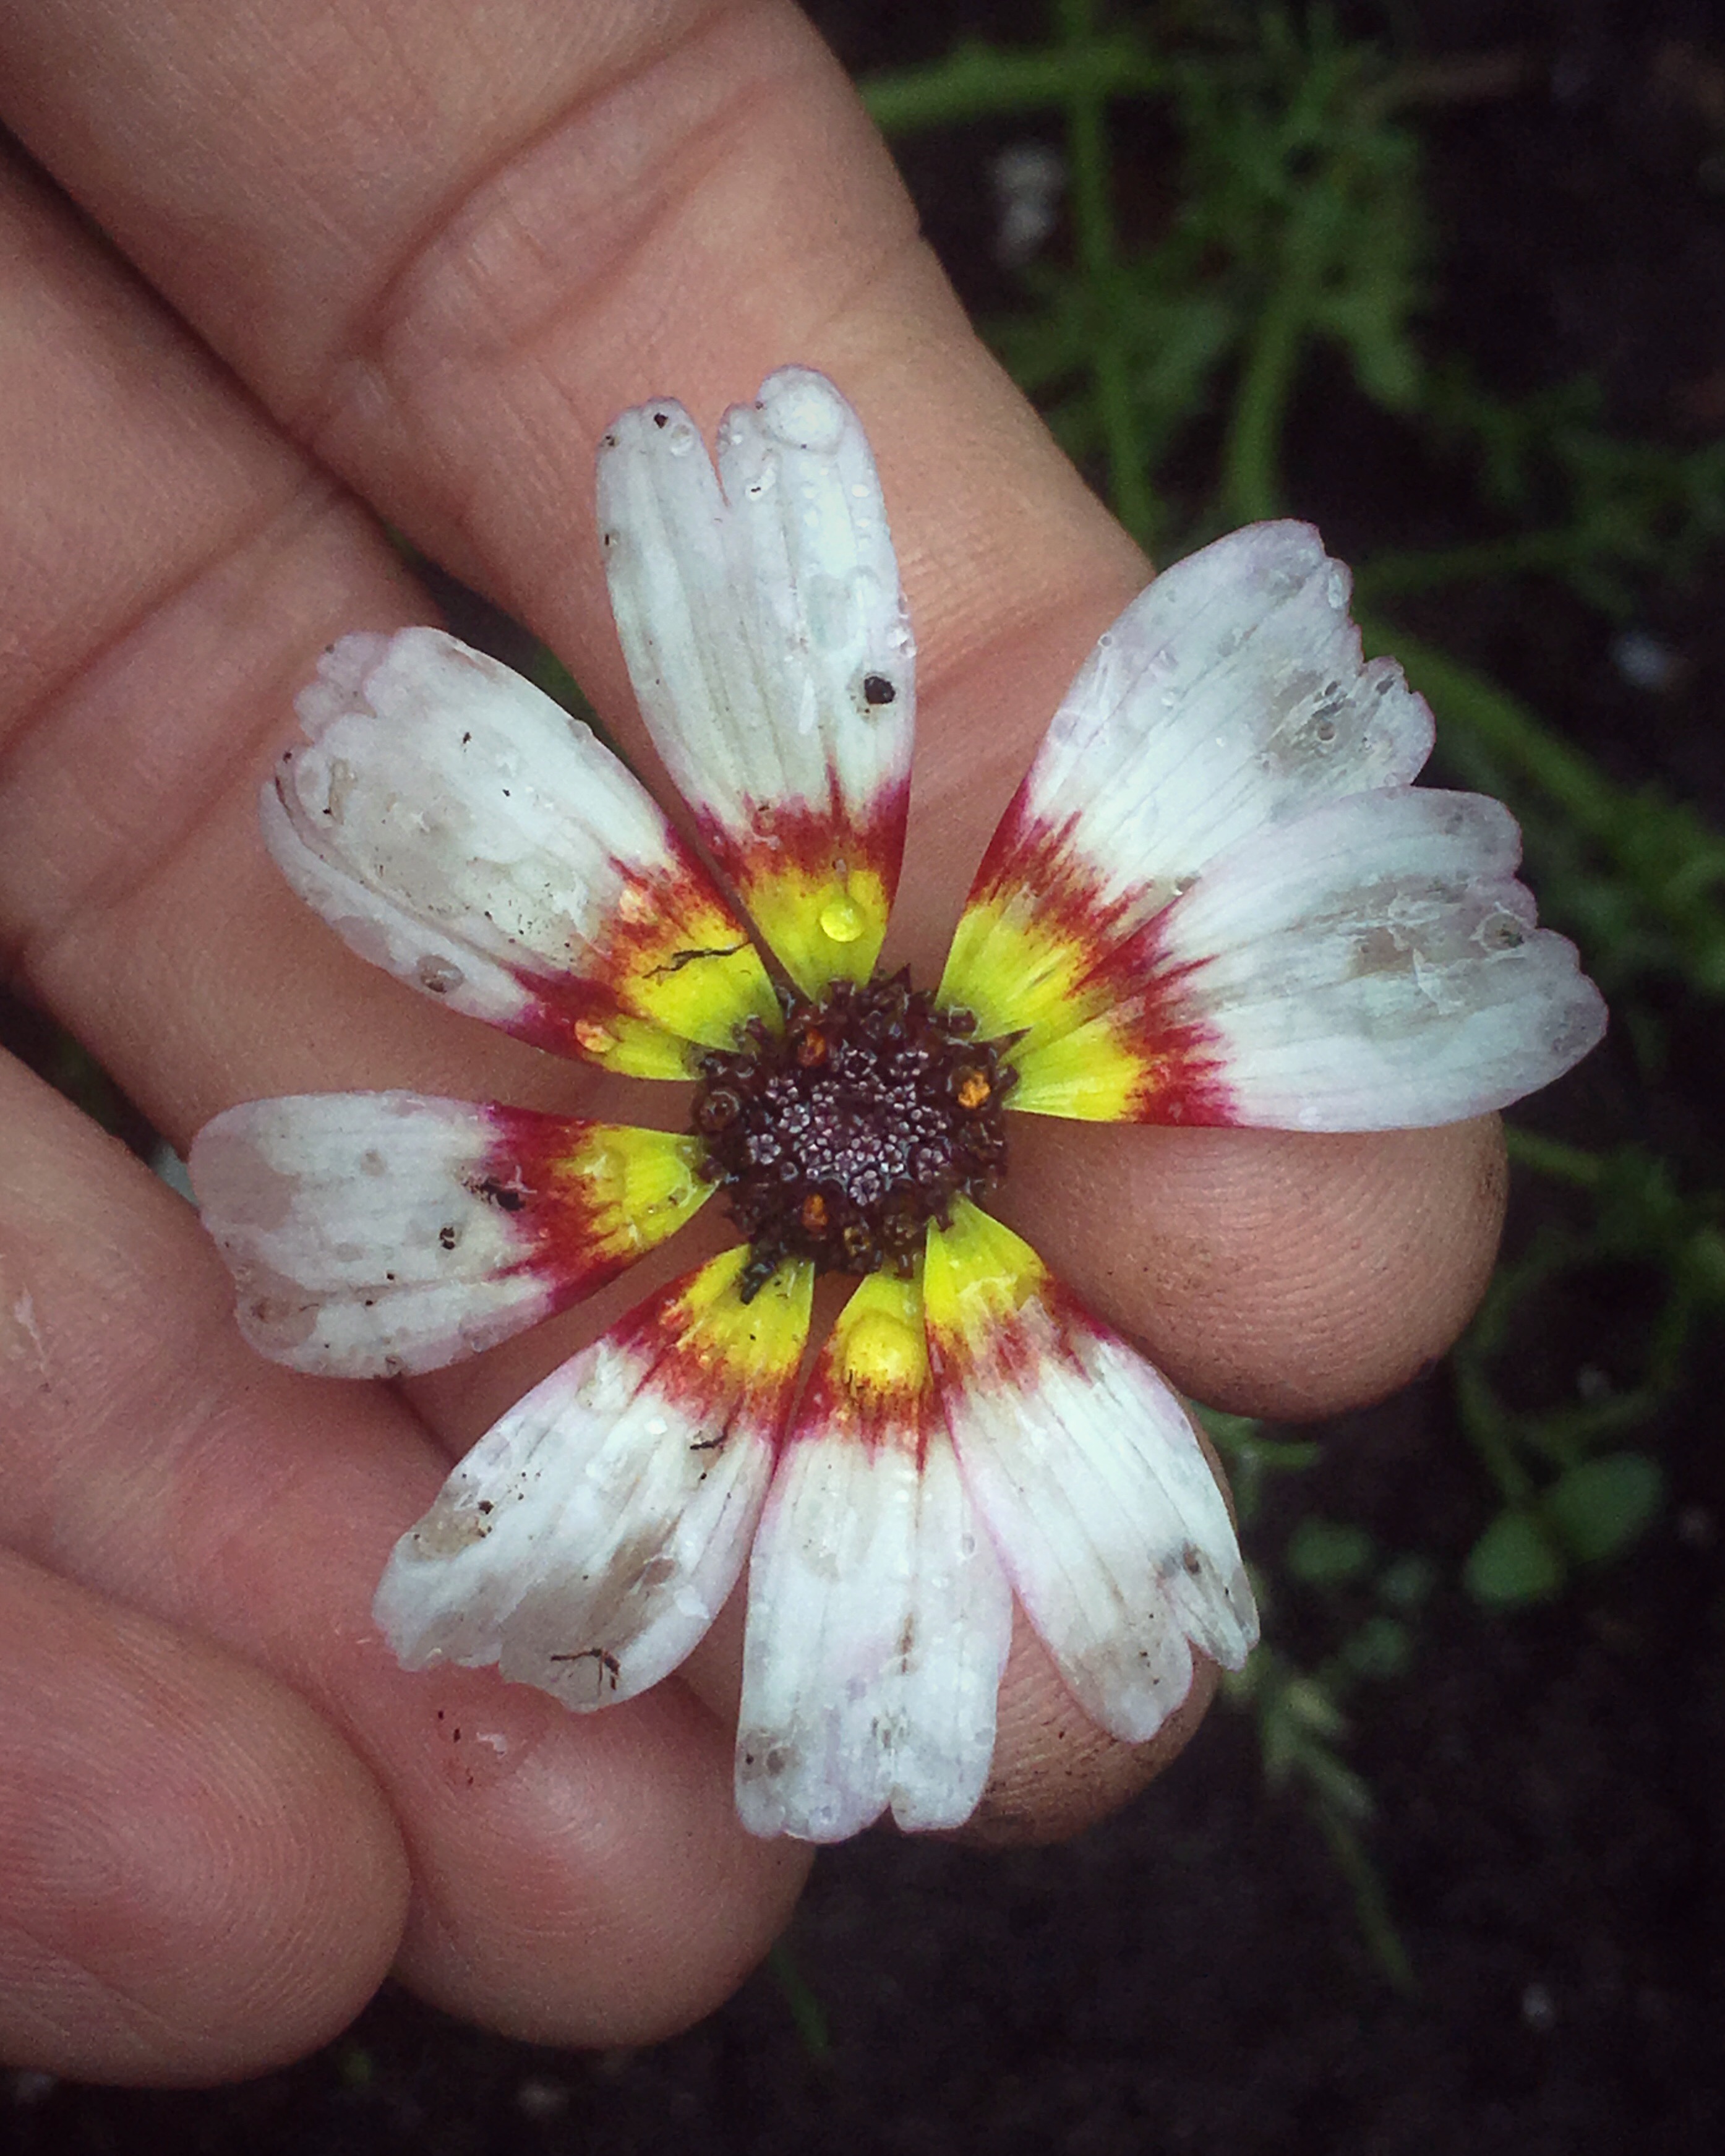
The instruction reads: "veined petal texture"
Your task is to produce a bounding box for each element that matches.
[189,1092,711,1377]
[266,628,777,1077]
[599,368,915,993]
[942,524,1433,1050]
[374,1247,812,1709]
[924,1203,1257,1745]
[737,1270,1012,1842]
[1016,789,1606,1126]
[939,523,1603,1125]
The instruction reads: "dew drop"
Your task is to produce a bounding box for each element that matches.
[819,893,867,945]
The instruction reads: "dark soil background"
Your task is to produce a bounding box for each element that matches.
[7,2,1724,2152]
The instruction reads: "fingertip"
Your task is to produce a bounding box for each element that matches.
[0,1551,408,2084]
[999,1114,1509,1419]
[385,1666,810,2049]
[948,1607,1220,1849]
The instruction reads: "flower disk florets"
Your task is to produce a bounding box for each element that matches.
[691,971,1017,1298]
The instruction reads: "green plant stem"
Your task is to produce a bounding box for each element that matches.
[1056,0,1155,544]
[1221,271,1308,524]
[859,32,1161,134]
[1452,1356,1536,1505]
[1355,528,1622,600]
[1316,1810,1418,1996]
[1504,1129,1607,1189]
[768,1940,833,2064]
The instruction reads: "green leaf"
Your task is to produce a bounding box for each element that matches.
[1543,1452,1666,1565]
[1375,1552,1440,1612]
[1285,1516,1375,1586]
[1338,1614,1413,1682]
[1465,1510,1567,1607]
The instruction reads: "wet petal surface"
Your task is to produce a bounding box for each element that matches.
[374,1248,812,1708]
[924,1202,1257,1743]
[736,1270,1012,1842]
[267,628,777,1076]
[599,369,914,993]
[190,1092,712,1376]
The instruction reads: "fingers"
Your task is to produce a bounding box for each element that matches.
[0,1547,405,2082]
[998,1117,1509,1419]
[0,0,1137,670]
[0,0,1141,836]
[0,1052,809,2047]
[0,0,1513,1888]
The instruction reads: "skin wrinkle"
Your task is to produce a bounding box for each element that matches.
[430,74,905,620]
[0,1546,406,2077]
[305,18,924,664]
[303,0,786,450]
[0,479,364,989]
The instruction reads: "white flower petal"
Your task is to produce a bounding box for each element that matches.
[1021,521,1431,884]
[374,1249,811,1708]
[189,1093,711,1377]
[941,523,1434,1046]
[735,1275,1011,1841]
[267,628,775,1076]
[925,1204,1257,1745]
[1131,788,1608,1128]
[598,369,914,990]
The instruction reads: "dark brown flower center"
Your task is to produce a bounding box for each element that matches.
[692,972,1017,1299]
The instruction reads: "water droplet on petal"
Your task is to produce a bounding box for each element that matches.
[819,893,867,944]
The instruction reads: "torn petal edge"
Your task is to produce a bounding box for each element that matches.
[1007,787,1606,1127]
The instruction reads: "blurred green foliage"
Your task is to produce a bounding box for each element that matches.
[865,0,1722,1987]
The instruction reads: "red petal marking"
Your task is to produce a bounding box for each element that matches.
[700,772,910,900]
[468,1108,696,1311]
[604,1257,810,1437]
[960,799,1241,1124]
[782,1351,927,1469]
[475,834,759,1062]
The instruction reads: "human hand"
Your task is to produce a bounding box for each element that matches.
[0,0,1516,2083]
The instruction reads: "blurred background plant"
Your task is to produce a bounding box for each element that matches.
[846,0,1725,1990]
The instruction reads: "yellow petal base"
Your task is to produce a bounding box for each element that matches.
[742,856,891,997]
[922,1200,1049,1362]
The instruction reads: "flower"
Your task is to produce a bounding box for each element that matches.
[189,369,1606,1844]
